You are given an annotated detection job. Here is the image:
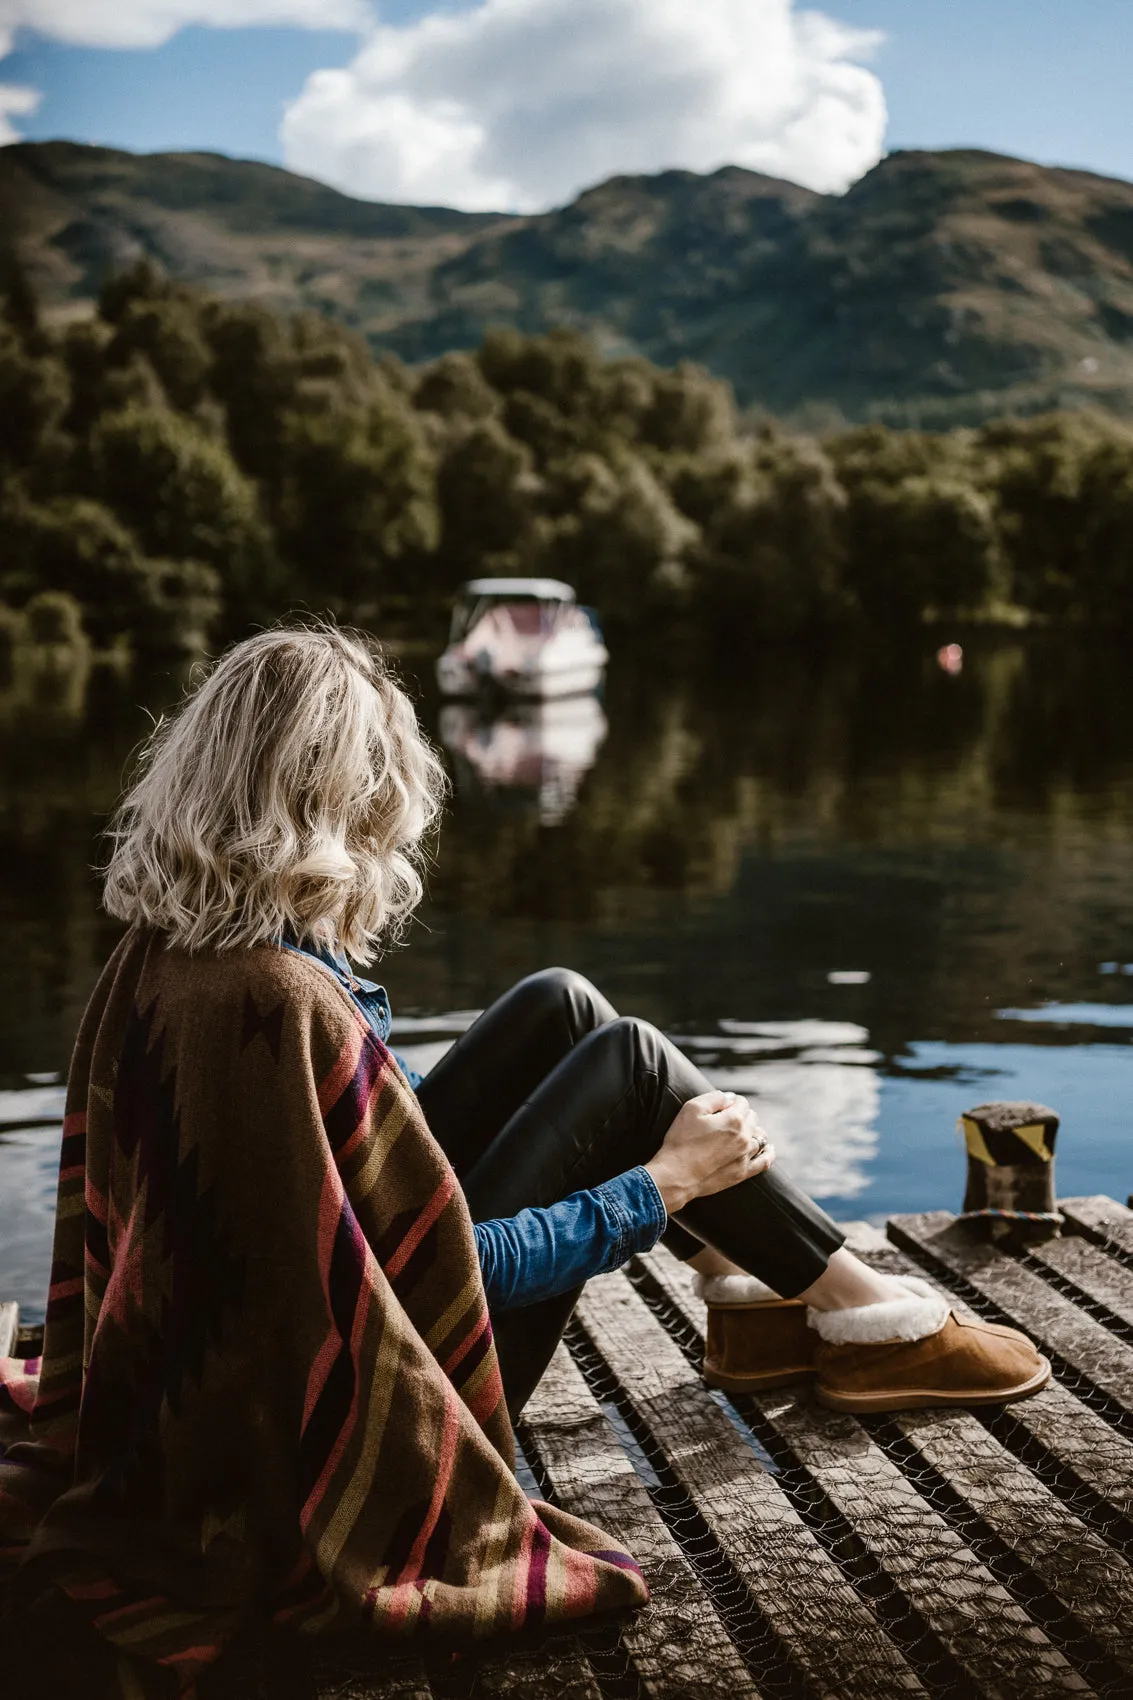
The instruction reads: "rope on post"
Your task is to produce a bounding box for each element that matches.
[957,1099,1062,1242]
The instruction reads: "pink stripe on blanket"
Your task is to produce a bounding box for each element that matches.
[508,1509,538,1630]
[96,1594,167,1628]
[302,1329,341,1432]
[157,1644,222,1667]
[384,1172,455,1279]
[318,1028,365,1116]
[301,1209,374,1528]
[0,1365,38,1412]
[334,1088,382,1164]
[301,1171,349,1431]
[315,1168,345,1284]
[384,1385,461,1629]
[64,1577,120,1601]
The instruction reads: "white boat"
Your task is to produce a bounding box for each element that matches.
[435,577,608,699]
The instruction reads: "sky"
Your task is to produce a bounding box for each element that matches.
[1,1,1131,212]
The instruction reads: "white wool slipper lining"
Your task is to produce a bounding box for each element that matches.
[691,1271,783,1305]
[807,1276,950,1345]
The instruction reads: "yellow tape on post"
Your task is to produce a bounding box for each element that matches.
[960,1116,996,1165]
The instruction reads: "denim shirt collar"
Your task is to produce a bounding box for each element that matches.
[279,933,392,1044]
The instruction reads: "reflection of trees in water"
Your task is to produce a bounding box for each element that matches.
[425,635,1133,1045]
[0,635,1130,1077]
[0,655,190,1085]
[431,636,1133,908]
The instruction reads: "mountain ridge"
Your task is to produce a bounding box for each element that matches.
[6,139,1133,426]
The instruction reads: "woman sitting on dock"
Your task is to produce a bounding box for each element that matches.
[0,624,1049,1693]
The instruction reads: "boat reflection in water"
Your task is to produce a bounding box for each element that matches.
[439,694,607,826]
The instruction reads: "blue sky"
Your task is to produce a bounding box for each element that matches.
[3,1,1133,210]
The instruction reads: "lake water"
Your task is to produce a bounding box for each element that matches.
[2,632,1132,1323]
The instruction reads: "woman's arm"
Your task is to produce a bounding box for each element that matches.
[474,1090,775,1310]
[474,1167,667,1310]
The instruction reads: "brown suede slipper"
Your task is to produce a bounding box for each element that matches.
[695,1276,817,1391]
[813,1305,1051,1413]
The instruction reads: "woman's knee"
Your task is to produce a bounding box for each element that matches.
[507,967,619,1048]
[520,965,590,998]
[588,1013,664,1065]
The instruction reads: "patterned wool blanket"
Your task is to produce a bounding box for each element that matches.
[0,930,646,1691]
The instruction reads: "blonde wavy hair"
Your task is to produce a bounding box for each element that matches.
[103,624,447,963]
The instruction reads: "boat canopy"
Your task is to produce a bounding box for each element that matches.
[460,577,576,602]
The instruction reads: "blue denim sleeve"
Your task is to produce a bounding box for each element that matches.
[392,1053,423,1091]
[473,1166,668,1312]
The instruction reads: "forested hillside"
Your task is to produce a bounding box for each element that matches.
[6,141,1133,426]
[3,263,1132,656]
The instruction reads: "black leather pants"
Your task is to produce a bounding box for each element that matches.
[416,968,845,1418]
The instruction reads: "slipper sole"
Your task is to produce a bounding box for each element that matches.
[702,1358,816,1392]
[813,1354,1052,1413]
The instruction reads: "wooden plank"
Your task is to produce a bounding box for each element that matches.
[1059,1196,1133,1260]
[1027,1234,1133,1328]
[524,1343,762,1700]
[896,1405,1133,1676]
[0,1301,17,1357]
[887,1211,1133,1411]
[461,1638,603,1700]
[642,1247,1093,1699]
[311,1646,432,1700]
[313,1636,602,1700]
[575,1271,928,1700]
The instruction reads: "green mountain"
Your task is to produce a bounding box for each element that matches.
[6,139,1133,426]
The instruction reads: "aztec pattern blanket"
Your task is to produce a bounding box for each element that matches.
[0,930,646,1690]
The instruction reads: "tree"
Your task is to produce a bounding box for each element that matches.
[89,405,280,622]
[477,326,604,422]
[502,389,586,462]
[540,451,699,619]
[0,489,218,648]
[1068,435,1133,624]
[23,590,87,649]
[0,326,69,472]
[638,362,735,456]
[98,258,168,327]
[841,472,1002,623]
[978,412,1128,618]
[1,252,42,345]
[676,433,849,630]
[106,297,212,412]
[436,419,537,576]
[274,386,438,606]
[202,299,295,481]
[414,350,497,421]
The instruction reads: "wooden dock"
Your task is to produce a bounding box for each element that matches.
[7,1197,1133,1698]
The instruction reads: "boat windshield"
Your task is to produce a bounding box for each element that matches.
[449,595,566,644]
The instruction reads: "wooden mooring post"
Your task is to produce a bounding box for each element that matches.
[957,1098,1062,1243]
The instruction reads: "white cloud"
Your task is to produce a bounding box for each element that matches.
[281,0,886,211]
[0,0,886,209]
[0,1,371,145]
[0,2,368,52]
[0,77,38,144]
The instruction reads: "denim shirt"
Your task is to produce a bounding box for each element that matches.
[281,939,668,1311]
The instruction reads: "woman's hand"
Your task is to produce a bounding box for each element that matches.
[644,1091,776,1215]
